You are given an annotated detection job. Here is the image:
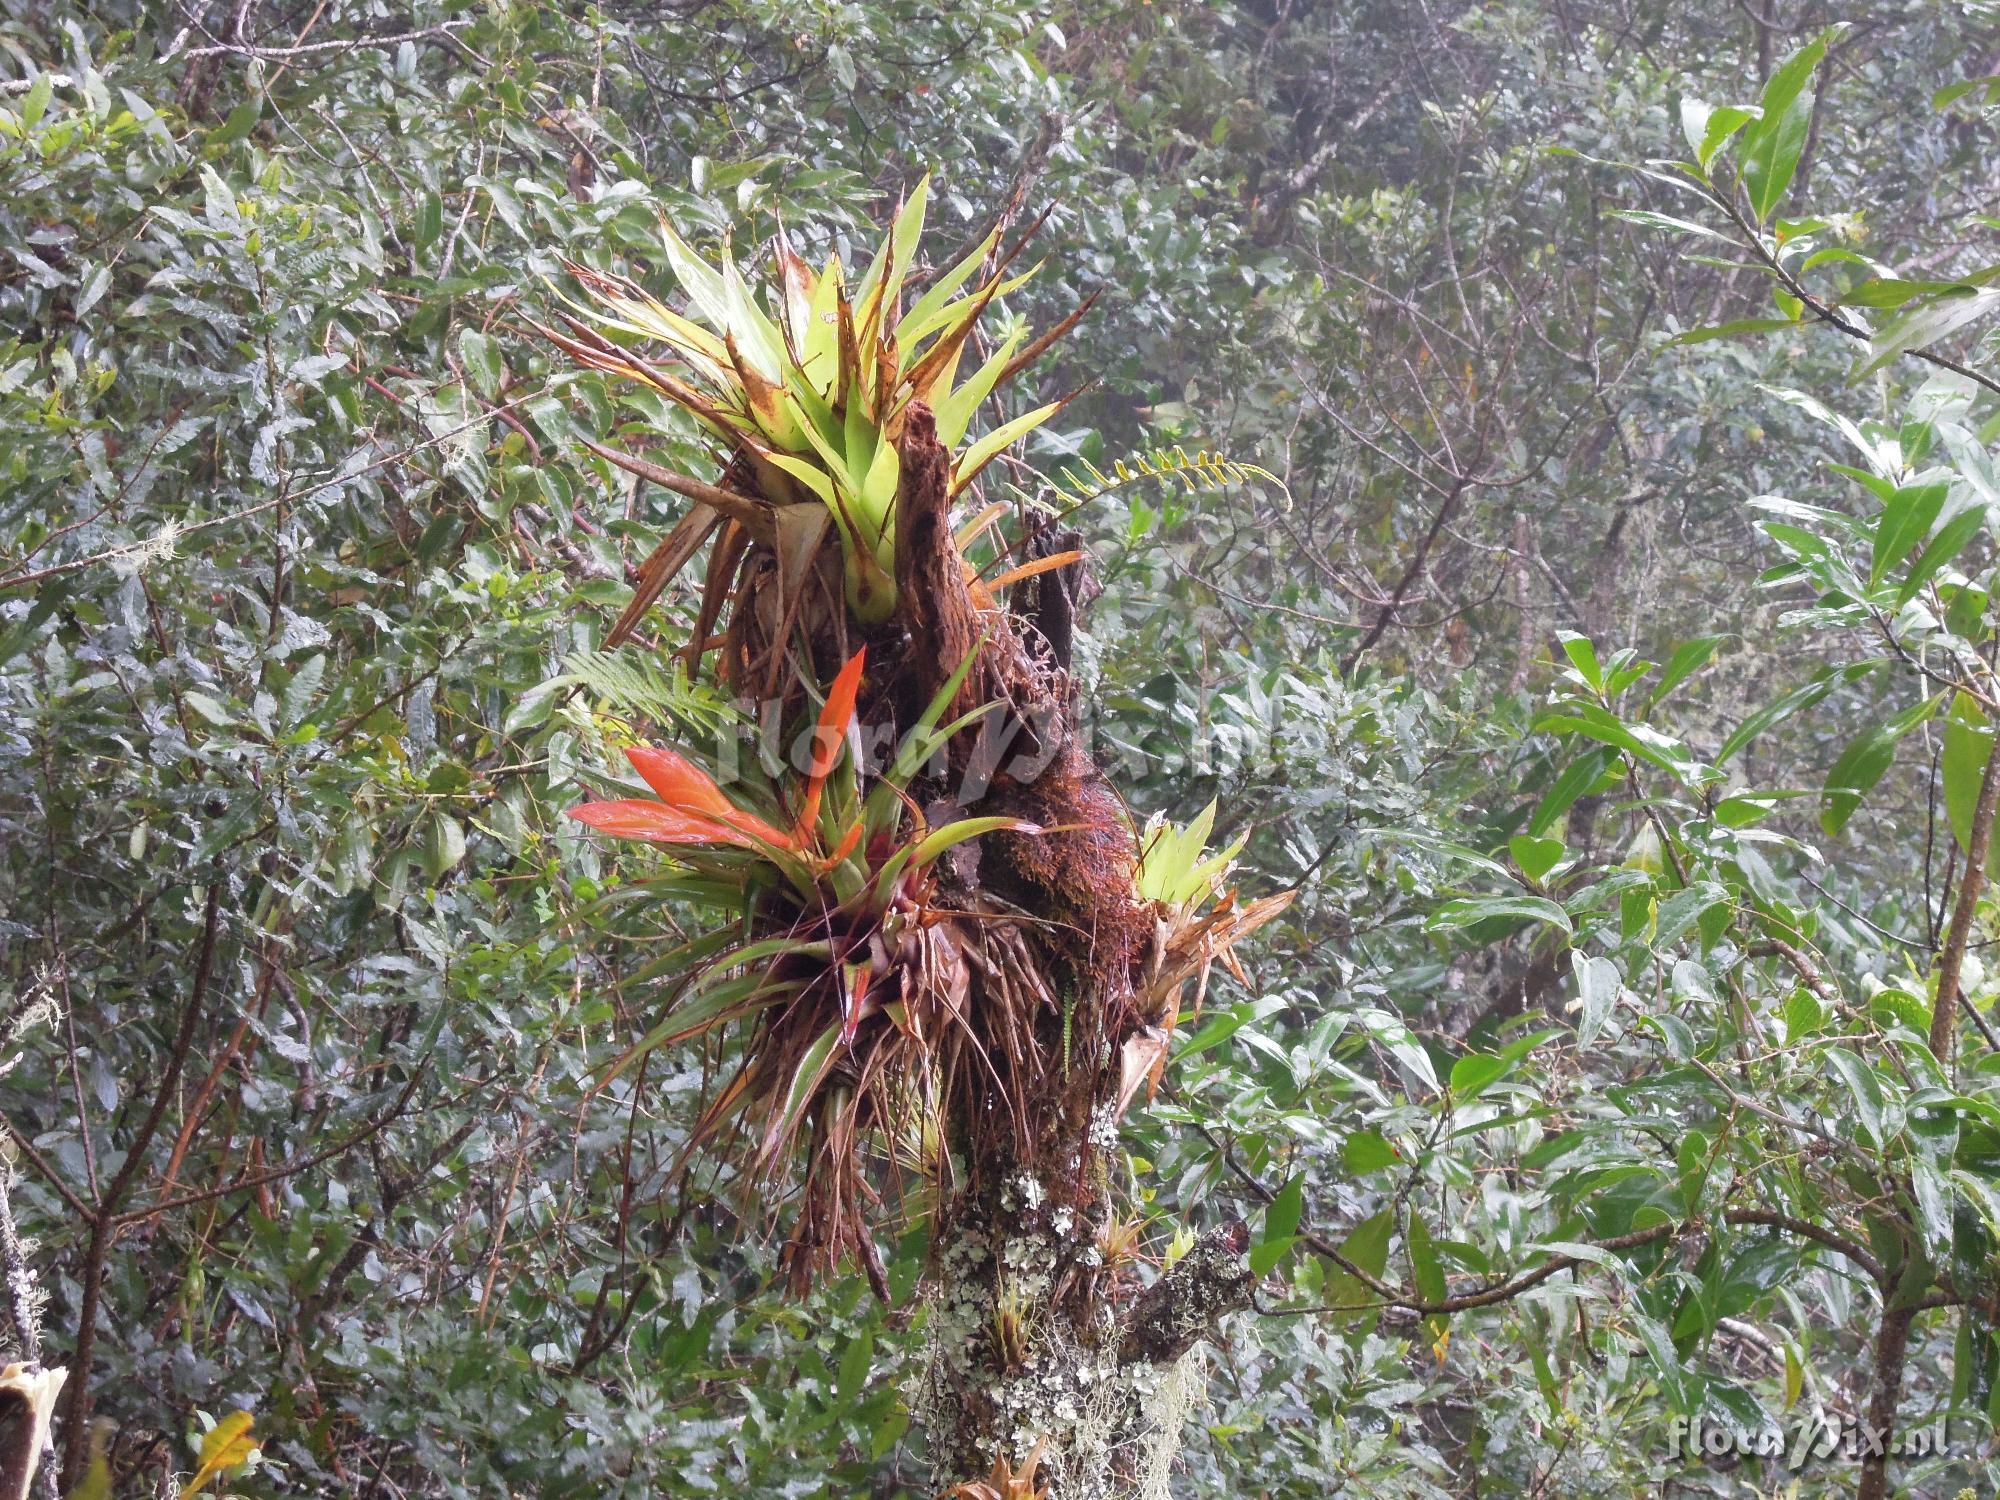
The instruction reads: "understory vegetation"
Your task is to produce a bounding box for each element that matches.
[3,1,2000,1497]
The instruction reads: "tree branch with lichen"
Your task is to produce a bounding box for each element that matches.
[1117,1221,1255,1366]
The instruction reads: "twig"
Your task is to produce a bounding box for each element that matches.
[180,18,470,59]
[1930,727,2000,1065]
[1753,936,1839,1003]
[59,879,224,1487]
[1342,463,1482,673]
[115,1059,429,1224]
[0,1134,90,1223]
[1704,184,2000,400]
[1194,1116,1883,1315]
[933,111,1066,277]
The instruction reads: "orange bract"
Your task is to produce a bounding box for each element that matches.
[569,744,798,851]
[793,647,866,841]
[567,650,869,860]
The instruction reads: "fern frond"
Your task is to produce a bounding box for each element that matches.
[1031,445,1291,517]
[554,648,737,731]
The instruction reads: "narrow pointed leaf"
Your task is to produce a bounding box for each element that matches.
[951,396,1071,496]
[896,225,1001,347]
[765,1022,843,1162]
[933,330,1024,448]
[656,216,736,331]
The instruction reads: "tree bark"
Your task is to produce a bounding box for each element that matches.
[1855,1304,1914,1500]
[920,1191,1254,1497]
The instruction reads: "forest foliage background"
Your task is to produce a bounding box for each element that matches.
[4,0,2000,1495]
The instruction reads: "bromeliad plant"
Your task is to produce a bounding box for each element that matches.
[1119,802,1292,1114]
[544,176,1088,624]
[544,173,1291,1494]
[563,641,1288,1288]
[569,644,1045,1285]
[570,647,873,877]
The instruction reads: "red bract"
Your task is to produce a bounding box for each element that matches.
[568,744,798,851]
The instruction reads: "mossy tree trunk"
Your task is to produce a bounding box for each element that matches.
[883,412,1257,1496]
